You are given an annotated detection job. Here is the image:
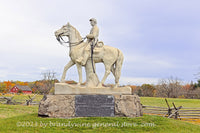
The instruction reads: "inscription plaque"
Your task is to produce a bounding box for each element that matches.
[75,95,114,117]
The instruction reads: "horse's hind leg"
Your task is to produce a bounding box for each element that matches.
[111,64,115,77]
[61,60,75,83]
[111,63,119,88]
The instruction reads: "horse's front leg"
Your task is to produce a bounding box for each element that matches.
[76,63,82,85]
[61,60,75,83]
[98,64,111,87]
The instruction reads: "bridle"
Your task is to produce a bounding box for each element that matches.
[58,35,86,47]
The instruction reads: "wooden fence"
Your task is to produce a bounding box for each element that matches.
[143,98,200,119]
[142,105,200,119]
[0,96,39,105]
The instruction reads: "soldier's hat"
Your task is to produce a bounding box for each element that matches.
[89,18,97,23]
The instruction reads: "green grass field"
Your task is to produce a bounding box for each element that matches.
[0,95,200,132]
[140,97,200,108]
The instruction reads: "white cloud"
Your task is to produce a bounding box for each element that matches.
[0,70,7,79]
[120,77,159,85]
[124,53,176,70]
[38,67,48,71]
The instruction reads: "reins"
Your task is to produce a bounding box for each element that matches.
[59,36,86,47]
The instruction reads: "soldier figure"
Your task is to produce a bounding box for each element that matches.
[76,18,99,65]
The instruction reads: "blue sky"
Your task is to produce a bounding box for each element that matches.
[0,0,200,85]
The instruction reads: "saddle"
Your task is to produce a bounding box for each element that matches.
[94,41,104,53]
[95,41,104,47]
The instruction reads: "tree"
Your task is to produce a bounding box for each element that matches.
[41,71,57,94]
[129,85,137,94]
[0,82,6,93]
[16,81,28,86]
[3,81,15,93]
[193,80,200,89]
[140,84,156,97]
[32,71,58,94]
[156,77,182,98]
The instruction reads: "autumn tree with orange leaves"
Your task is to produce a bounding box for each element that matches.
[3,81,15,93]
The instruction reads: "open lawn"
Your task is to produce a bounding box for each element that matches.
[140,97,200,108]
[0,95,199,132]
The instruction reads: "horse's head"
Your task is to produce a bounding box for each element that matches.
[55,22,82,44]
[54,22,71,43]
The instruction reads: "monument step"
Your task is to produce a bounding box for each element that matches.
[55,83,132,95]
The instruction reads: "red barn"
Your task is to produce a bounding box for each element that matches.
[10,85,32,94]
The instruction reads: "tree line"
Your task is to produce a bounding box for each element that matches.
[0,80,59,95]
[131,78,200,99]
[1,75,200,99]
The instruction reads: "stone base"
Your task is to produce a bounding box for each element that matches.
[38,94,143,118]
[55,83,132,95]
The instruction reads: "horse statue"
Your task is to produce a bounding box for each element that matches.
[54,22,124,88]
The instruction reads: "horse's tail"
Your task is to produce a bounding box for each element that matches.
[114,49,124,84]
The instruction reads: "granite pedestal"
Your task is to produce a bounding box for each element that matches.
[38,83,143,118]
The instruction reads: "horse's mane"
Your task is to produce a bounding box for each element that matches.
[70,25,82,41]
